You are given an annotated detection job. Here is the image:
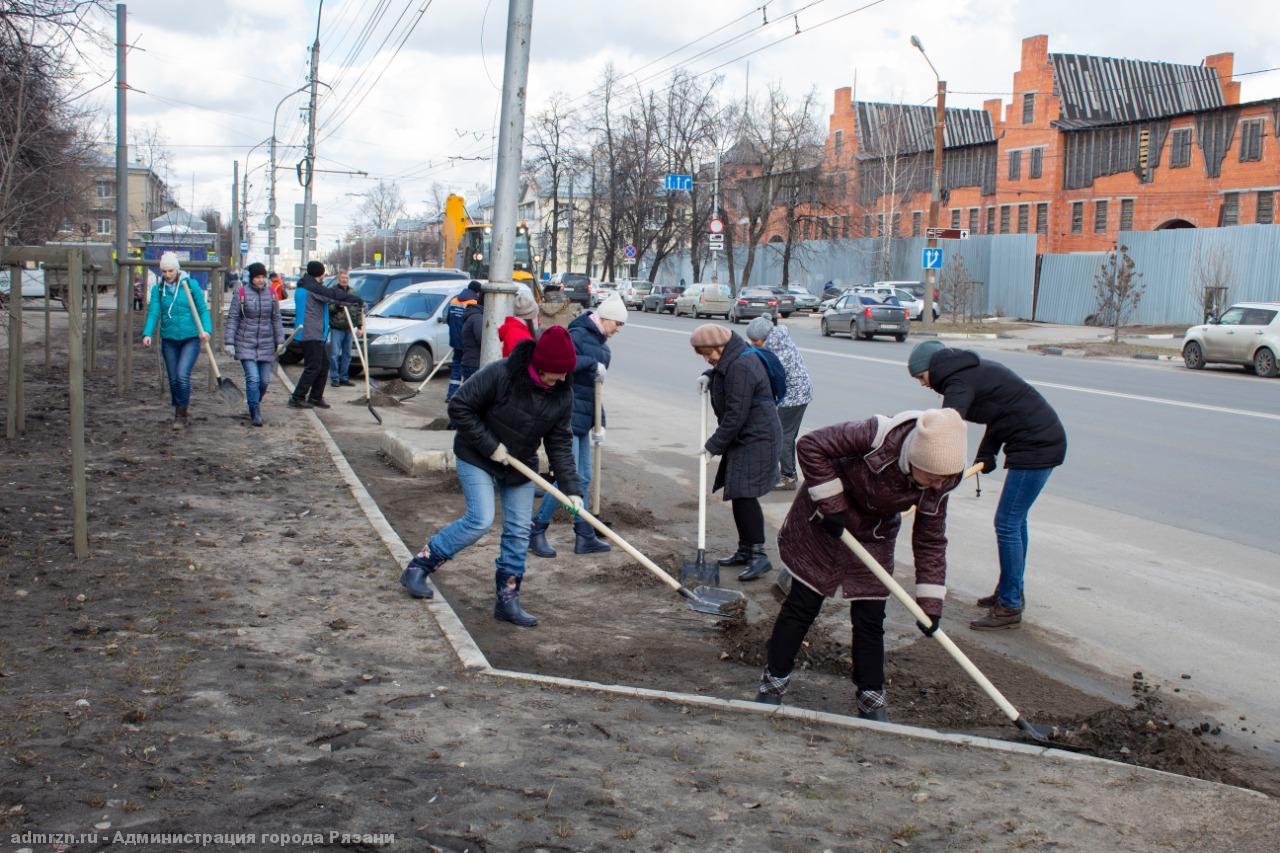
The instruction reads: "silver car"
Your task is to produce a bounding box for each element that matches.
[785,287,821,312]
[362,283,461,381]
[1182,302,1280,377]
[821,294,912,342]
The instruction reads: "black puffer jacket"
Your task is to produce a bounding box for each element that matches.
[706,333,782,500]
[447,339,581,493]
[926,348,1067,469]
[460,303,484,370]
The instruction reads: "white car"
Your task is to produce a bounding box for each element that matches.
[853,283,939,321]
[1182,302,1280,377]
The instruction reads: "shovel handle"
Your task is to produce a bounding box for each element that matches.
[179,281,223,380]
[343,307,371,398]
[591,376,603,515]
[275,325,300,356]
[505,455,683,594]
[415,347,452,391]
[697,387,708,551]
[900,463,985,520]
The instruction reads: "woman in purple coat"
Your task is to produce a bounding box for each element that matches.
[225,262,284,426]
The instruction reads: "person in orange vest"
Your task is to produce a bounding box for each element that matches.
[267,272,286,302]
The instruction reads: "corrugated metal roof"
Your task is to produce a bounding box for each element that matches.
[1050,53,1223,128]
[855,102,994,158]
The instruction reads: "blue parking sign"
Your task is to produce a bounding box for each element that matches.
[921,248,943,270]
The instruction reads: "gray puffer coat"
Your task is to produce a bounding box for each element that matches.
[705,332,782,500]
[225,283,284,362]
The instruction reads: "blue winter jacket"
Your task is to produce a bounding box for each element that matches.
[567,311,611,436]
[293,287,329,342]
[446,287,479,350]
[141,277,213,341]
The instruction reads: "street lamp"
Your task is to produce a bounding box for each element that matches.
[267,84,312,269]
[911,34,945,332]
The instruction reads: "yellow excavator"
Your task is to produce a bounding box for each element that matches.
[440,193,535,287]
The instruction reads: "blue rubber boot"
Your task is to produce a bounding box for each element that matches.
[528,520,556,558]
[573,518,611,555]
[400,550,445,599]
[494,573,538,627]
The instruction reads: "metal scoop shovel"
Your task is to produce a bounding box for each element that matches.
[680,388,718,586]
[180,282,242,404]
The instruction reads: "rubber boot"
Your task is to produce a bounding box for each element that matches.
[737,544,773,581]
[250,406,263,427]
[573,518,611,554]
[717,542,751,568]
[494,573,538,627]
[399,549,445,599]
[527,520,556,559]
[754,667,792,706]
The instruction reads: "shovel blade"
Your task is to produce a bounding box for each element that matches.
[679,550,718,586]
[1015,717,1091,752]
[684,585,747,619]
[216,377,244,404]
[366,400,383,425]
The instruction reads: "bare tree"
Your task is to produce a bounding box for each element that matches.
[199,208,233,262]
[527,93,577,275]
[1192,243,1232,323]
[938,253,979,323]
[357,180,405,232]
[855,101,929,279]
[1093,244,1145,342]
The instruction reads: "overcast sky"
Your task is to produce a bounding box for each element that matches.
[80,0,1280,270]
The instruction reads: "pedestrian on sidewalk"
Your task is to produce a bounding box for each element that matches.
[755,408,968,719]
[689,323,782,582]
[746,316,813,491]
[497,286,538,357]
[267,272,286,302]
[399,327,582,628]
[458,283,485,383]
[141,251,211,430]
[327,270,362,388]
[289,261,362,410]
[445,282,480,400]
[528,293,626,558]
[907,341,1067,630]
[225,262,283,427]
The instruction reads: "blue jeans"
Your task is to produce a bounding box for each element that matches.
[993,467,1054,610]
[160,337,201,407]
[533,433,591,525]
[328,329,354,383]
[427,458,535,578]
[240,360,273,409]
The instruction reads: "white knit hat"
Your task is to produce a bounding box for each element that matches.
[158,251,181,272]
[596,293,627,323]
[514,290,538,321]
[907,409,967,475]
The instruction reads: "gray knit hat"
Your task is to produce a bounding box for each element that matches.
[745,315,774,342]
[908,339,945,376]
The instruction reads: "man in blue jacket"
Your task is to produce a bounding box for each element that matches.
[289,261,362,410]
[445,282,481,401]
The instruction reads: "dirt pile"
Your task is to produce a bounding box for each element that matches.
[347,389,402,408]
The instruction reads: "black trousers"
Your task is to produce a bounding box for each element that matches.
[731,497,765,546]
[294,339,330,402]
[766,581,887,691]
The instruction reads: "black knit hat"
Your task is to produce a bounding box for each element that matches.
[246,262,267,279]
[306,260,326,277]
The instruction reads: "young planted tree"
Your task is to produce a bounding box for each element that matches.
[856,101,928,280]
[938,253,979,323]
[1094,244,1145,342]
[1191,243,1232,323]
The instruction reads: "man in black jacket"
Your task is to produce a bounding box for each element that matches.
[289,261,363,409]
[399,327,583,627]
[908,341,1067,630]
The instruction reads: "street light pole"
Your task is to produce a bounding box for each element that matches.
[911,34,943,332]
[300,1,324,267]
[268,85,310,273]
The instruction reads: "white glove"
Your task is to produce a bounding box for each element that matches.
[696,374,710,392]
[563,495,585,515]
[590,428,605,446]
[596,363,607,381]
[489,443,510,465]
[223,344,235,357]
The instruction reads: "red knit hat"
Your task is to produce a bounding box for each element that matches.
[531,325,577,373]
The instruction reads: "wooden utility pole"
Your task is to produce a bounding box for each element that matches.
[922,78,945,333]
[115,3,131,393]
[67,249,88,557]
[87,269,98,372]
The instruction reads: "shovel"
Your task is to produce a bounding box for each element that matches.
[396,347,452,401]
[505,455,746,619]
[344,307,381,425]
[275,325,300,357]
[590,370,604,516]
[680,387,718,586]
[826,512,1077,748]
[180,281,242,404]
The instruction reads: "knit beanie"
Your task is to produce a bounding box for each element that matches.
[596,293,627,323]
[745,315,774,342]
[245,262,267,279]
[531,325,577,373]
[158,251,180,272]
[907,408,967,475]
[306,260,326,278]
[908,339,945,376]
[689,323,732,348]
[514,290,538,321]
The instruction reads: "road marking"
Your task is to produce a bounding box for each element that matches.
[626,321,1280,422]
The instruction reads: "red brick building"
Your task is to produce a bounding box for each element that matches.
[778,35,1279,255]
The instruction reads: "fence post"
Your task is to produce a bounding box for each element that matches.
[44,267,51,369]
[87,268,98,372]
[67,249,88,557]
[5,263,24,438]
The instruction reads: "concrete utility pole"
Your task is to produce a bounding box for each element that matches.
[480,0,534,366]
[231,160,240,274]
[300,2,323,267]
[268,86,309,271]
[114,3,130,394]
[912,34,943,332]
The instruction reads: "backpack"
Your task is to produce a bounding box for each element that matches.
[745,346,787,405]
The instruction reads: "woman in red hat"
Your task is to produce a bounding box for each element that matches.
[398,326,583,628]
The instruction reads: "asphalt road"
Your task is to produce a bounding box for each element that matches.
[609,310,1280,552]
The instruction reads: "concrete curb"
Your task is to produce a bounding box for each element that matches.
[1041,347,1086,358]
[380,429,455,475]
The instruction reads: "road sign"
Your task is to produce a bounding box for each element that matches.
[708,217,724,234]
[707,241,724,253]
[239,240,249,255]
[265,214,280,228]
[373,251,382,268]
[623,244,637,259]
[707,233,724,248]
[663,174,693,191]
[925,227,969,240]
[921,248,943,270]
[293,203,317,223]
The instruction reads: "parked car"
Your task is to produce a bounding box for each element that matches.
[786,286,821,312]
[855,281,939,320]
[821,294,912,342]
[590,280,619,306]
[0,268,47,301]
[362,283,471,381]
[821,283,845,301]
[641,285,685,313]
[546,271,592,306]
[767,288,797,317]
[1182,302,1280,377]
[618,279,652,308]
[819,287,857,312]
[729,288,781,324]
[674,283,732,319]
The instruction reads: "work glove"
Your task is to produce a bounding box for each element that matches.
[590,428,605,446]
[819,511,848,540]
[563,494,585,515]
[696,374,710,392]
[596,363,607,382]
[975,454,997,474]
[489,443,510,465]
[223,344,236,357]
[915,612,942,637]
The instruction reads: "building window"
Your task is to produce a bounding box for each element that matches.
[1022,92,1035,125]
[1219,192,1239,226]
[911,211,921,236]
[999,205,1011,234]
[834,129,844,155]
[891,213,901,236]
[863,214,873,237]
[1071,201,1084,233]
[1170,128,1193,168]
[1239,120,1263,162]
[985,206,995,234]
[95,181,115,198]
[841,214,851,238]
[968,207,979,233]
[1029,147,1043,179]
[1094,200,1108,232]
[1120,198,1135,230]
[876,213,885,236]
[1035,202,1048,235]
[819,218,830,239]
[1258,191,1275,225]
[1016,204,1029,233]
[950,209,961,229]
[1008,149,1021,180]
[96,218,112,235]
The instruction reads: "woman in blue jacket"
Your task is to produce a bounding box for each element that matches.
[142,252,212,429]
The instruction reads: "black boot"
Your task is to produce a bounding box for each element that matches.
[717,542,751,568]
[856,688,889,722]
[399,549,445,599]
[754,667,791,706]
[737,544,773,581]
[573,518,611,554]
[528,520,556,558]
[494,573,538,627]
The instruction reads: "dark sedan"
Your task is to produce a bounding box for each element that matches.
[641,285,685,313]
[820,294,912,342]
[728,288,780,324]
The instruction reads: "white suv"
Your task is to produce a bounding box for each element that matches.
[1182,302,1280,377]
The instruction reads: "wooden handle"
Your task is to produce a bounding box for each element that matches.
[591,377,603,515]
[343,307,372,400]
[901,462,985,519]
[415,347,452,390]
[179,281,222,380]
[697,388,708,551]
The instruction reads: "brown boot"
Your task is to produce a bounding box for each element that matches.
[970,603,1023,630]
[171,406,186,430]
[976,591,999,608]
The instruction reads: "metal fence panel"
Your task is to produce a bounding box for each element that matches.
[1035,252,1109,324]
